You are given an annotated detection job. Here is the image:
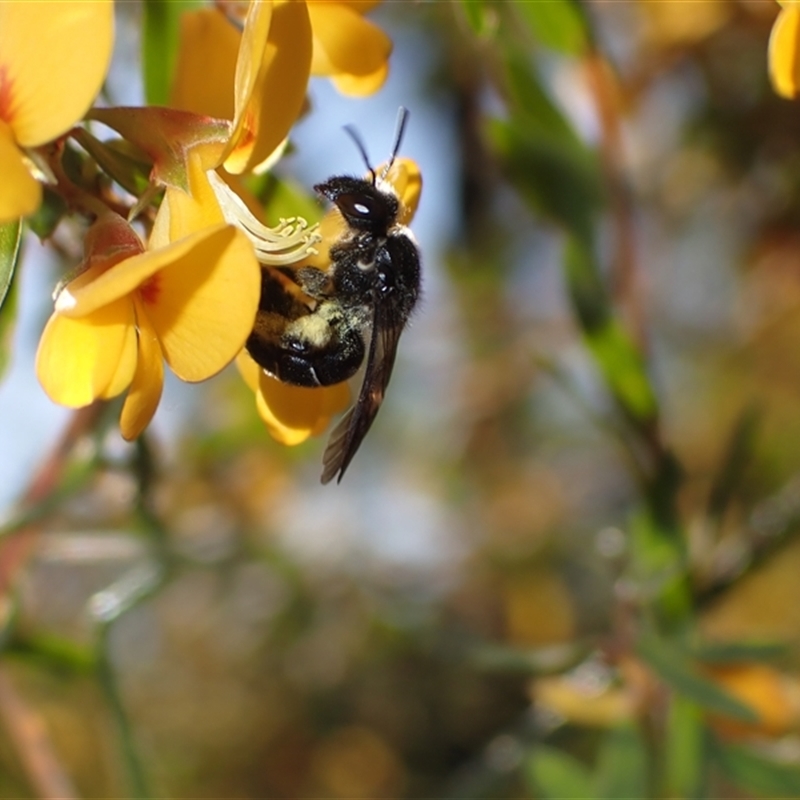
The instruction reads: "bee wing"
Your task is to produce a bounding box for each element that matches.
[320,300,405,484]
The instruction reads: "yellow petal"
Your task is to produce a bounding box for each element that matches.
[255,372,329,446]
[308,3,391,79]
[163,153,226,243]
[170,8,240,120]
[120,301,164,441]
[57,223,230,319]
[144,227,260,382]
[236,349,262,393]
[224,0,312,174]
[382,157,422,224]
[238,331,349,443]
[331,62,389,97]
[770,5,800,99]
[36,299,137,408]
[0,0,114,147]
[0,121,40,220]
[310,382,351,436]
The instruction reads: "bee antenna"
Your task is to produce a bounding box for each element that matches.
[343,124,377,185]
[381,106,409,180]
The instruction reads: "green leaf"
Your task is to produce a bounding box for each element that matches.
[72,128,153,198]
[518,0,589,55]
[584,319,659,424]
[502,45,583,144]
[0,219,21,385]
[707,404,760,520]
[664,696,705,798]
[470,640,587,674]
[26,187,67,241]
[7,633,96,674]
[712,741,800,798]
[524,745,593,800]
[0,219,21,312]
[593,724,648,800]
[142,0,198,105]
[460,0,490,35]
[691,640,790,664]
[562,236,658,424]
[488,118,602,240]
[637,633,759,723]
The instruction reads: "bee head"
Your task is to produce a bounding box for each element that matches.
[314,176,399,233]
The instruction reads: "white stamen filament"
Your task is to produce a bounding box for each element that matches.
[207,170,320,265]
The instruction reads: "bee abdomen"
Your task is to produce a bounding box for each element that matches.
[246,302,365,387]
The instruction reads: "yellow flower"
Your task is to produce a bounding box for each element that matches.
[243,157,422,447]
[36,156,262,440]
[238,350,351,445]
[307,0,392,96]
[769,1,800,99]
[0,1,114,220]
[170,0,392,167]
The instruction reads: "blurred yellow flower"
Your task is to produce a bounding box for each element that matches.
[0,0,114,220]
[307,0,392,96]
[769,1,800,99]
[242,157,422,446]
[36,157,261,440]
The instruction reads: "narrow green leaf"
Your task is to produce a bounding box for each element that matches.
[562,237,658,424]
[470,640,587,674]
[524,745,593,800]
[584,319,659,424]
[0,218,21,311]
[0,219,21,385]
[142,0,197,105]
[518,0,589,55]
[26,187,67,241]
[72,128,153,198]
[664,696,706,798]
[593,724,648,800]
[502,45,583,144]
[7,633,96,674]
[712,740,800,798]
[707,404,760,520]
[460,0,488,35]
[488,118,601,239]
[637,633,759,723]
[692,640,790,664]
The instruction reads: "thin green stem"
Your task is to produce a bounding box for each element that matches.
[96,626,153,800]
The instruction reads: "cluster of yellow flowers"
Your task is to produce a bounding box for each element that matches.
[0,0,420,447]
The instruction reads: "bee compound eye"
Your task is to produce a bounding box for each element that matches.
[337,193,377,220]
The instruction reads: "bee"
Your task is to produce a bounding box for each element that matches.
[246,108,422,484]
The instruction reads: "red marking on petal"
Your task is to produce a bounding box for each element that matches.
[139,274,161,307]
[0,65,16,124]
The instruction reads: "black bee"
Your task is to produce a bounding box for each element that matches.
[246,108,421,484]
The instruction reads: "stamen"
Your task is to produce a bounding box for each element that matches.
[207,170,320,266]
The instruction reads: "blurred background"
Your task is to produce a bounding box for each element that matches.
[5,0,800,797]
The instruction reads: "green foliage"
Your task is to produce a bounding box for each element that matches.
[524,745,593,799]
[712,740,800,798]
[637,632,759,723]
[593,724,649,800]
[517,0,589,55]
[0,219,20,384]
[142,0,200,105]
